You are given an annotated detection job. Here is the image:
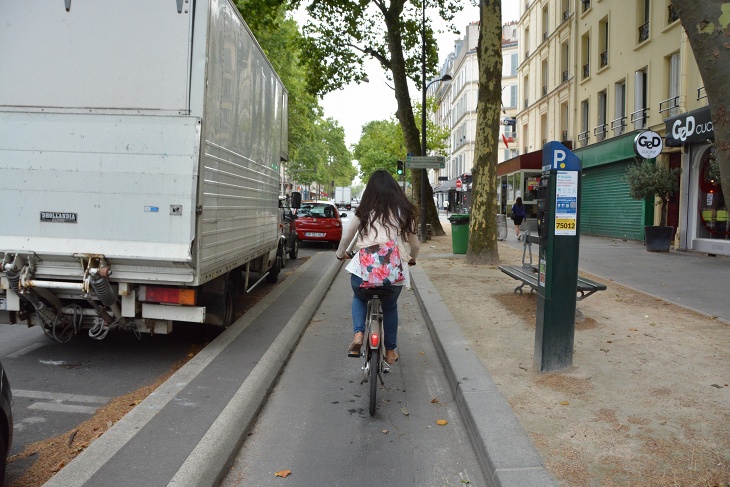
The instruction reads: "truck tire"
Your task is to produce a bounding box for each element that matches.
[289,237,298,260]
[266,254,281,283]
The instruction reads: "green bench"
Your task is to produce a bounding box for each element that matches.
[498,232,607,301]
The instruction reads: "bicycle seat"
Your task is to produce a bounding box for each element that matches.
[360,287,394,299]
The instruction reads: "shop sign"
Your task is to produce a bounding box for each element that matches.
[634,130,663,159]
[665,106,714,147]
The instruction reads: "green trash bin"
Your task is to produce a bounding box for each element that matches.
[448,214,470,254]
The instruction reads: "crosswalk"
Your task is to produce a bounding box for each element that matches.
[13,389,110,414]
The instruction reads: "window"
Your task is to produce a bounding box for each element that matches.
[612,81,626,135]
[668,52,680,117]
[579,100,590,146]
[595,90,607,141]
[541,59,548,97]
[542,5,549,41]
[560,102,569,141]
[510,53,518,76]
[581,32,590,79]
[562,0,570,21]
[524,74,530,108]
[638,0,650,43]
[510,84,518,108]
[667,0,679,24]
[632,68,649,129]
[561,42,570,82]
[599,17,609,68]
[525,27,530,56]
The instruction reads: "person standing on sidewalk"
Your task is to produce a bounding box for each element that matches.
[511,197,526,240]
[336,170,419,365]
[443,199,449,216]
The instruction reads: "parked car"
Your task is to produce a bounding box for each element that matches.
[294,201,347,247]
[278,193,301,267]
[0,360,13,486]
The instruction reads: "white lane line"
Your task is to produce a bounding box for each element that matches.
[13,389,110,404]
[28,402,100,414]
[7,342,47,358]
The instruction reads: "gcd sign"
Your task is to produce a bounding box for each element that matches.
[634,130,663,159]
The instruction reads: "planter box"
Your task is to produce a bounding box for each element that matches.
[644,225,674,252]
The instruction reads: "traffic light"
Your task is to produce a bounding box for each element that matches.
[396,160,404,176]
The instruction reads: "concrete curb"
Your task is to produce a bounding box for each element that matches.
[44,253,342,487]
[168,255,343,487]
[410,266,558,487]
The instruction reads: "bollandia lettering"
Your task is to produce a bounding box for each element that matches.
[40,212,78,223]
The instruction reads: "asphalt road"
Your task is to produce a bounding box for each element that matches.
[220,259,488,487]
[0,244,325,484]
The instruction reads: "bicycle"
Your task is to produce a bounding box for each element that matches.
[357,287,392,416]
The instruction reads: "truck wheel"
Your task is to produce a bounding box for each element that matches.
[266,255,281,283]
[289,238,298,260]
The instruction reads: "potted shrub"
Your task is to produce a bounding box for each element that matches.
[625,160,681,252]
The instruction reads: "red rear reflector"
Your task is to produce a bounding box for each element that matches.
[144,287,196,305]
[370,333,379,348]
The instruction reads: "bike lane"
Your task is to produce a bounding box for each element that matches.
[220,264,487,486]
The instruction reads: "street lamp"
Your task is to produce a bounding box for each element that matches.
[420,1,452,242]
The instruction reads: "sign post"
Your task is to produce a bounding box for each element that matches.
[534,141,582,372]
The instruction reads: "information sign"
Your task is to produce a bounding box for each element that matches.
[554,171,578,235]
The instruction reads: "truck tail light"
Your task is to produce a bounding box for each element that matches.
[142,286,196,305]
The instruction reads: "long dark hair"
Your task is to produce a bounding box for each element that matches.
[515,197,523,207]
[356,169,419,240]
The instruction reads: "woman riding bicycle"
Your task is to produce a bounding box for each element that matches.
[336,170,419,365]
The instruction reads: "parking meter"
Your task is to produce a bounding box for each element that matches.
[534,142,582,372]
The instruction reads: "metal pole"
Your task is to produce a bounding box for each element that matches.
[420,0,427,243]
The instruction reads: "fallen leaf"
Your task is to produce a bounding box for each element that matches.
[436,419,448,426]
[600,348,610,353]
[431,398,439,404]
[274,469,292,478]
[401,407,410,416]
[382,429,389,434]
[559,401,569,406]
[419,351,426,355]
[710,384,724,389]
[614,424,624,431]
[629,328,638,331]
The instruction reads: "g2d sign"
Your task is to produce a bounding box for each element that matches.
[634,130,663,159]
[665,106,714,147]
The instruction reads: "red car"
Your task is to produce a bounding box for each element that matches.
[294,201,345,247]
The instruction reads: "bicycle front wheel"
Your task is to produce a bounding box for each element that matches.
[368,348,379,416]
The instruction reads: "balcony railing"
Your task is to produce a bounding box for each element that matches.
[562,70,569,82]
[638,22,650,43]
[543,31,548,41]
[610,117,627,136]
[582,0,591,13]
[630,107,650,129]
[582,63,590,79]
[561,130,569,142]
[578,130,590,147]
[668,4,679,24]
[542,85,548,97]
[593,124,608,142]
[563,9,570,21]
[697,86,707,100]
[659,96,679,114]
[524,99,529,109]
[600,50,608,67]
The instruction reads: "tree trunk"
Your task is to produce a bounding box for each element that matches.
[672,1,730,204]
[464,0,501,265]
[383,3,445,237]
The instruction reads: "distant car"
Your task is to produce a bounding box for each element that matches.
[294,201,346,247]
[0,360,13,486]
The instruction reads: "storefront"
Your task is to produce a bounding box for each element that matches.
[497,150,543,223]
[572,132,656,241]
[666,106,729,256]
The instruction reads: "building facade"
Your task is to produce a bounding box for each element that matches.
[512,0,725,255]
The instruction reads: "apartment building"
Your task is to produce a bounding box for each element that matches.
[433,21,519,213]
[513,0,724,254]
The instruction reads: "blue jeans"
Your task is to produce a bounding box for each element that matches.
[350,274,402,351]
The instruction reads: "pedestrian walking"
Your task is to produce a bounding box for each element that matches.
[443,199,449,216]
[511,197,526,240]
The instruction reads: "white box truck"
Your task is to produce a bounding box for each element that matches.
[0,0,293,340]
[334,187,352,210]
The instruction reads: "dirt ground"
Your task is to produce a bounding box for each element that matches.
[418,230,730,486]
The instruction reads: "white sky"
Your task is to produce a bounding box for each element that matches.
[318,1,521,149]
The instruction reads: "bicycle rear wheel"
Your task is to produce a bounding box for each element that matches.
[368,347,379,416]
